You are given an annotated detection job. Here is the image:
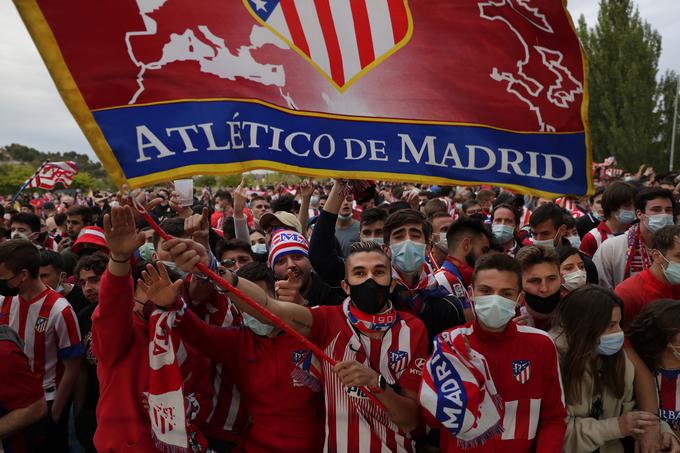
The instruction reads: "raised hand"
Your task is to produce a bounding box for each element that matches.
[233,179,247,217]
[299,179,314,200]
[103,206,145,259]
[137,263,184,308]
[332,360,379,388]
[184,207,210,247]
[161,237,210,274]
[274,269,305,305]
[402,189,420,210]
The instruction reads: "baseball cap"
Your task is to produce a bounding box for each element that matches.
[72,226,109,254]
[259,211,302,234]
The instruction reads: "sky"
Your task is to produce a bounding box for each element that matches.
[0,0,678,163]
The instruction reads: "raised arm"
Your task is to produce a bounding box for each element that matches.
[161,237,314,337]
[297,179,314,235]
[308,179,347,286]
[92,205,145,367]
[232,180,251,241]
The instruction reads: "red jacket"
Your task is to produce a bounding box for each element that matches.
[615,269,680,330]
[579,221,613,258]
[440,321,566,452]
[92,271,212,452]
[177,309,325,453]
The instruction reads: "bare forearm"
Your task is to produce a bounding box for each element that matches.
[375,389,420,433]
[324,182,344,214]
[298,197,311,233]
[108,256,131,277]
[51,359,80,421]
[0,399,47,439]
[224,271,312,336]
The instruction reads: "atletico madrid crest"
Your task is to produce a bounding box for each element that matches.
[512,360,531,384]
[34,316,48,333]
[243,0,413,91]
[389,350,409,375]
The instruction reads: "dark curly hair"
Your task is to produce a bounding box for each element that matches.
[628,299,680,370]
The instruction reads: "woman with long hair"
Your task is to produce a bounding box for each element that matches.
[628,299,680,437]
[550,285,658,452]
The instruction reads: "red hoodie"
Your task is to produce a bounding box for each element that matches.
[91,270,212,452]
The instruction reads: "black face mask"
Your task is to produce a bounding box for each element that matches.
[348,278,391,314]
[524,291,561,314]
[465,252,476,268]
[0,277,20,297]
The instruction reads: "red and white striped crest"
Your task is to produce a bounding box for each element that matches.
[244,0,413,91]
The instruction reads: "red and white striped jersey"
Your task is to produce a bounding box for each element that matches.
[0,288,83,400]
[188,290,248,441]
[309,300,428,453]
[657,369,680,431]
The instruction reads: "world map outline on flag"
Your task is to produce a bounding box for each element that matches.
[14,0,592,197]
[125,0,299,108]
[479,0,584,132]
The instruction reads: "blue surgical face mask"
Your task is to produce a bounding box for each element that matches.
[616,209,636,225]
[473,293,517,329]
[251,243,267,255]
[390,240,426,274]
[368,237,384,245]
[242,313,275,336]
[597,331,624,356]
[567,235,581,248]
[662,254,680,285]
[492,224,514,244]
[647,214,674,233]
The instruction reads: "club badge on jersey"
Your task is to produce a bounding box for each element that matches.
[513,360,532,384]
[389,350,410,377]
[34,316,48,333]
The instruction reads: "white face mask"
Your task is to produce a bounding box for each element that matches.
[473,293,518,329]
[242,312,275,336]
[533,238,555,250]
[435,232,448,251]
[251,243,267,254]
[562,269,587,292]
[669,344,680,362]
[567,235,581,249]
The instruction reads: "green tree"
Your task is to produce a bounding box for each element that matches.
[577,0,663,171]
[658,70,680,170]
[0,164,35,195]
[195,175,217,188]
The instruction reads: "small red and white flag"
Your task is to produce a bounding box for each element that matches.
[28,161,78,190]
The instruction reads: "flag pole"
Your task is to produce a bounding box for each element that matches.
[669,79,679,172]
[9,160,49,205]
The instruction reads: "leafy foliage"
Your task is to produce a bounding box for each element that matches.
[0,143,114,194]
[577,0,677,171]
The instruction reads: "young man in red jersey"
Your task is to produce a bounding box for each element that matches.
[162,237,428,453]
[0,239,82,453]
[421,253,566,452]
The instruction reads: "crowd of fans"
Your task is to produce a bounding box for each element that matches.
[2,171,680,453]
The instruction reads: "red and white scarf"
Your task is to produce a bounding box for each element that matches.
[624,223,652,279]
[147,308,210,453]
[420,329,504,448]
[345,298,398,334]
